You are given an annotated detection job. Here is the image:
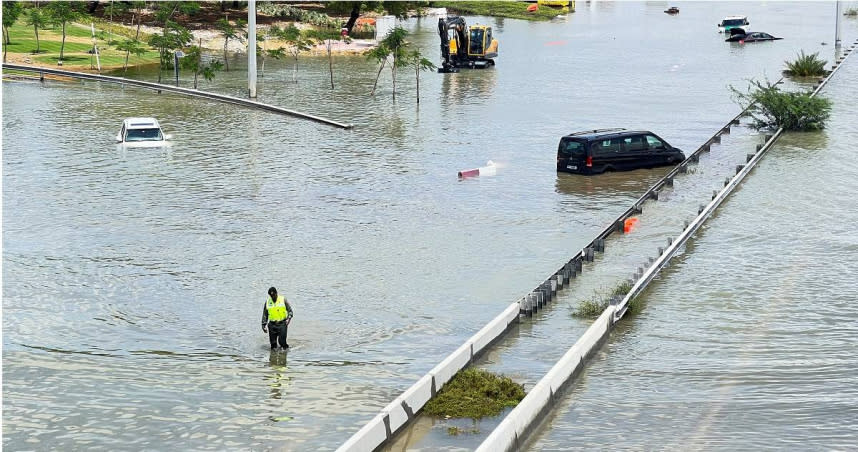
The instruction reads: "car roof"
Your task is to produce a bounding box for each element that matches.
[123,117,161,129]
[563,129,654,140]
[723,15,747,19]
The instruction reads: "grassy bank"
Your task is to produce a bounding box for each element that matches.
[432,1,568,21]
[3,19,159,71]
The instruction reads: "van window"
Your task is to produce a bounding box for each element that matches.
[560,138,586,156]
[623,135,648,152]
[591,138,623,156]
[645,135,665,149]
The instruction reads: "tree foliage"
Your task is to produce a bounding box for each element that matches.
[269,24,315,83]
[216,15,246,71]
[180,44,224,89]
[24,6,49,53]
[45,1,85,60]
[2,2,24,46]
[732,79,832,131]
[783,51,828,77]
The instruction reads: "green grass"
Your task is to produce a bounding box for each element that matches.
[423,368,525,419]
[845,8,858,16]
[5,18,159,68]
[573,281,636,318]
[431,1,567,21]
[783,50,828,77]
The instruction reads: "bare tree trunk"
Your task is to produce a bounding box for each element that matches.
[327,40,334,90]
[194,38,201,89]
[34,26,40,53]
[60,22,67,60]
[123,13,141,77]
[345,3,360,34]
[292,56,298,83]
[370,59,386,95]
[416,66,420,104]
[391,53,397,100]
[223,39,230,71]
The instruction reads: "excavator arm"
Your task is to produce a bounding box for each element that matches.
[438,16,468,73]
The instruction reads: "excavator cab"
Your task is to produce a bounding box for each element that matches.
[467,25,498,58]
[438,16,498,73]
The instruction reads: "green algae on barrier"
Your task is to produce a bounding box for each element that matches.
[423,368,525,419]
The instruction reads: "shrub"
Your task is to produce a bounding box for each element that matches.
[732,80,832,131]
[783,50,827,77]
[423,368,525,418]
[845,7,858,16]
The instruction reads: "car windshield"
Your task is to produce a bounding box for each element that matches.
[125,128,163,142]
[723,19,746,26]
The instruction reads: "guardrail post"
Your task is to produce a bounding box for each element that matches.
[711,135,721,144]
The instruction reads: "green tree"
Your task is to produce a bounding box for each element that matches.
[271,24,314,83]
[45,2,84,61]
[407,48,435,104]
[116,38,148,77]
[215,15,246,71]
[118,1,147,77]
[149,2,198,83]
[380,27,409,100]
[24,6,49,54]
[2,2,24,62]
[148,19,193,83]
[732,79,832,131]
[181,41,224,89]
[309,28,346,90]
[366,43,391,96]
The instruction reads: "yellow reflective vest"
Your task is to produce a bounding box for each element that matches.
[266,295,288,322]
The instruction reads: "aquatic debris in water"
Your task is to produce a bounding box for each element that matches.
[423,368,525,419]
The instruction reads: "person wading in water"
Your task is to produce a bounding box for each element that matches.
[262,287,293,350]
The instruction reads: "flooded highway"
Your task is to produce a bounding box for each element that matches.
[3,2,856,450]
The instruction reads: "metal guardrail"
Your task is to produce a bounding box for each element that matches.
[0,63,354,129]
[479,38,858,452]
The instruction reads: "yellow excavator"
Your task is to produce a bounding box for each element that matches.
[437,16,499,73]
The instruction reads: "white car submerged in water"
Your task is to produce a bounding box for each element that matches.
[116,117,171,146]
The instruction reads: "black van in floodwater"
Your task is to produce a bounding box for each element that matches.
[557,128,685,175]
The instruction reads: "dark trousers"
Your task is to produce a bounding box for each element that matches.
[268,321,289,349]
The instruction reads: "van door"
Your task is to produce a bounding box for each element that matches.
[619,134,650,170]
[644,134,672,166]
[590,137,624,173]
[558,138,587,172]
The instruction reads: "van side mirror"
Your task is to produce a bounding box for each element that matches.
[116,134,123,142]
[164,134,173,140]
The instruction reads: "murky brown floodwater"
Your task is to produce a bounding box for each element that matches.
[3,2,856,450]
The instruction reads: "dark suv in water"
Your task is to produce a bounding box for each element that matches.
[556,128,685,175]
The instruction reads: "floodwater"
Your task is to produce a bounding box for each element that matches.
[2,2,856,451]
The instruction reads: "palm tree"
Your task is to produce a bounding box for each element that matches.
[24,6,49,54]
